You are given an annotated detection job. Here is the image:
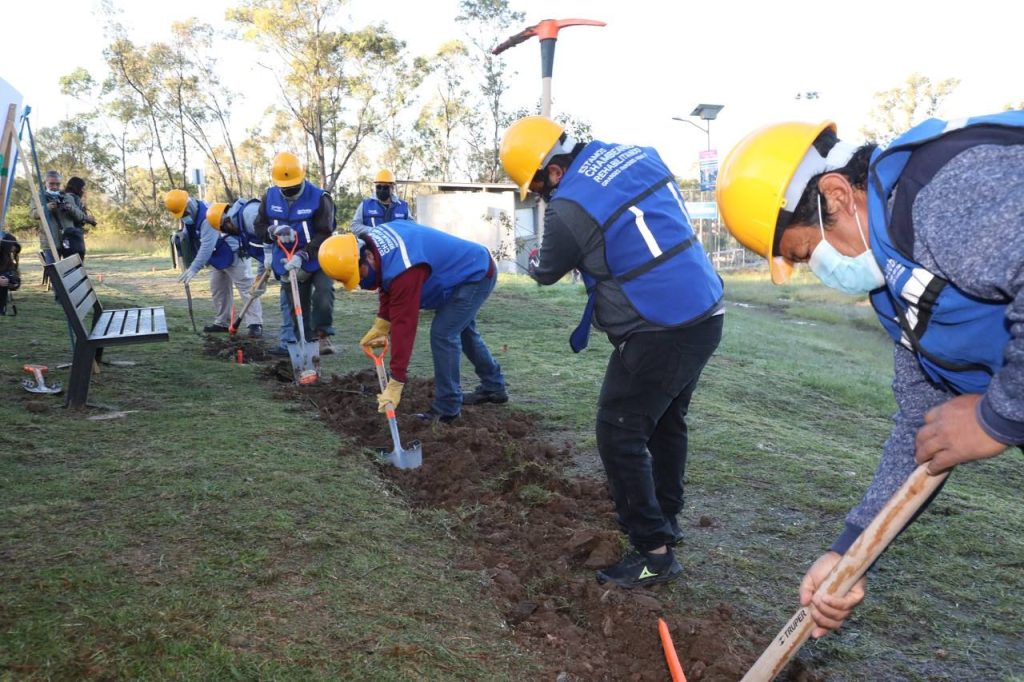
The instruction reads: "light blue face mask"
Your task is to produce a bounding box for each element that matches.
[808,194,884,295]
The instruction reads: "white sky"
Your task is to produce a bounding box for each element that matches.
[5,0,1022,180]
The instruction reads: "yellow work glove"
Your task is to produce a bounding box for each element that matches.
[360,316,391,347]
[377,379,404,413]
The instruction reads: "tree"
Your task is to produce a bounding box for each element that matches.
[227,0,409,194]
[414,41,478,182]
[456,0,524,182]
[860,73,960,144]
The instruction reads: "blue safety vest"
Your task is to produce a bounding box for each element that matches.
[176,200,212,269]
[552,140,722,351]
[359,196,410,228]
[367,220,491,310]
[868,112,1024,394]
[265,181,325,276]
[226,198,266,261]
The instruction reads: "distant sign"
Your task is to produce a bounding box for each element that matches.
[687,201,718,221]
[698,149,718,192]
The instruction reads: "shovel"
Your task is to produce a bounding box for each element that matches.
[740,463,949,681]
[280,239,319,385]
[22,364,62,394]
[363,341,422,469]
[228,268,270,335]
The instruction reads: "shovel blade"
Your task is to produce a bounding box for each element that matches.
[287,340,320,385]
[378,439,423,469]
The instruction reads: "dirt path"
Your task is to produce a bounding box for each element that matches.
[235,351,824,681]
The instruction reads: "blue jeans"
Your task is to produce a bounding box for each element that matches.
[281,270,335,341]
[278,286,296,347]
[429,275,505,416]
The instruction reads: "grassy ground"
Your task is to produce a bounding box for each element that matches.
[2,252,1022,681]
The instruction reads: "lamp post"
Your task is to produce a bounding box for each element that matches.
[672,103,724,151]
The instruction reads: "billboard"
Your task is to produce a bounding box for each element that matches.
[698,149,718,192]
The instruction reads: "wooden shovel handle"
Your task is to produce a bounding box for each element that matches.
[741,464,949,682]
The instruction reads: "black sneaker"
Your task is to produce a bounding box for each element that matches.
[596,549,682,589]
[247,324,263,339]
[204,323,230,333]
[414,408,459,424]
[462,386,509,405]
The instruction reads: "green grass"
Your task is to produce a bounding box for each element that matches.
[2,257,1022,681]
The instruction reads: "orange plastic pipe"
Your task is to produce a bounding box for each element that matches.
[658,618,687,682]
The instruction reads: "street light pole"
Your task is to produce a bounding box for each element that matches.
[672,116,711,151]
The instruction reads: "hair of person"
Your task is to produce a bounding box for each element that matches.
[65,176,86,196]
[787,129,876,231]
[546,140,588,171]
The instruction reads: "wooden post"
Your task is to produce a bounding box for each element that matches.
[0,104,16,224]
[14,133,59,257]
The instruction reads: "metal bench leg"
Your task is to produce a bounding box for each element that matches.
[67,342,96,409]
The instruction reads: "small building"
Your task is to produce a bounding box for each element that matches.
[405,181,539,274]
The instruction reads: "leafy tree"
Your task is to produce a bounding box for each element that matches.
[456,0,524,182]
[227,0,408,194]
[860,73,960,144]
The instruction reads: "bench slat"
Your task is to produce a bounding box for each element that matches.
[152,307,168,335]
[93,310,115,337]
[138,308,153,335]
[74,289,99,325]
[62,264,88,291]
[124,308,139,334]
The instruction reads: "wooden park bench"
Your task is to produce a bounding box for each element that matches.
[45,255,169,408]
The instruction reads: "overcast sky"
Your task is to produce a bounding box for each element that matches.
[6,0,1021,179]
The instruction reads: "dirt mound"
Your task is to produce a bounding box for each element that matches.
[298,371,821,681]
[203,335,270,362]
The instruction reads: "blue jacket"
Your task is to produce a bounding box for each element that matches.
[177,199,234,270]
[265,181,324,276]
[868,111,1024,394]
[553,140,722,350]
[226,198,266,261]
[357,197,410,229]
[368,220,491,310]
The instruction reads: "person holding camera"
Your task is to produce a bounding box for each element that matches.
[32,170,91,261]
[62,176,96,260]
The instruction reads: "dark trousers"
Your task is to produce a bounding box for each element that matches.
[283,269,335,340]
[596,314,723,552]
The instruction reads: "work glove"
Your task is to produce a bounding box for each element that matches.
[284,251,307,272]
[269,225,296,244]
[377,378,404,413]
[178,268,198,285]
[263,249,274,272]
[360,316,391,347]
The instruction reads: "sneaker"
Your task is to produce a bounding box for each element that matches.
[318,335,334,356]
[462,386,509,405]
[269,346,290,358]
[247,324,263,339]
[203,323,230,333]
[414,408,459,424]
[595,549,682,589]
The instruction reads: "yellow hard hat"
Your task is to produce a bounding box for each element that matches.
[206,202,229,231]
[164,189,190,219]
[318,233,361,290]
[500,116,565,200]
[271,151,305,188]
[716,120,835,284]
[374,169,395,184]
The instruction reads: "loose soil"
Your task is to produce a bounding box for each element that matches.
[203,334,271,362]
[281,369,823,682]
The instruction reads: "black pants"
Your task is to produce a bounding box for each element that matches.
[59,228,86,261]
[596,314,723,552]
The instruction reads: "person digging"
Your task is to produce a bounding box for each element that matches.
[317,224,508,424]
[500,116,725,589]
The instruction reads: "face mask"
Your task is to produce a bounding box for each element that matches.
[46,189,61,197]
[808,194,884,295]
[281,184,302,198]
[359,260,378,290]
[375,185,391,202]
[182,216,194,226]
